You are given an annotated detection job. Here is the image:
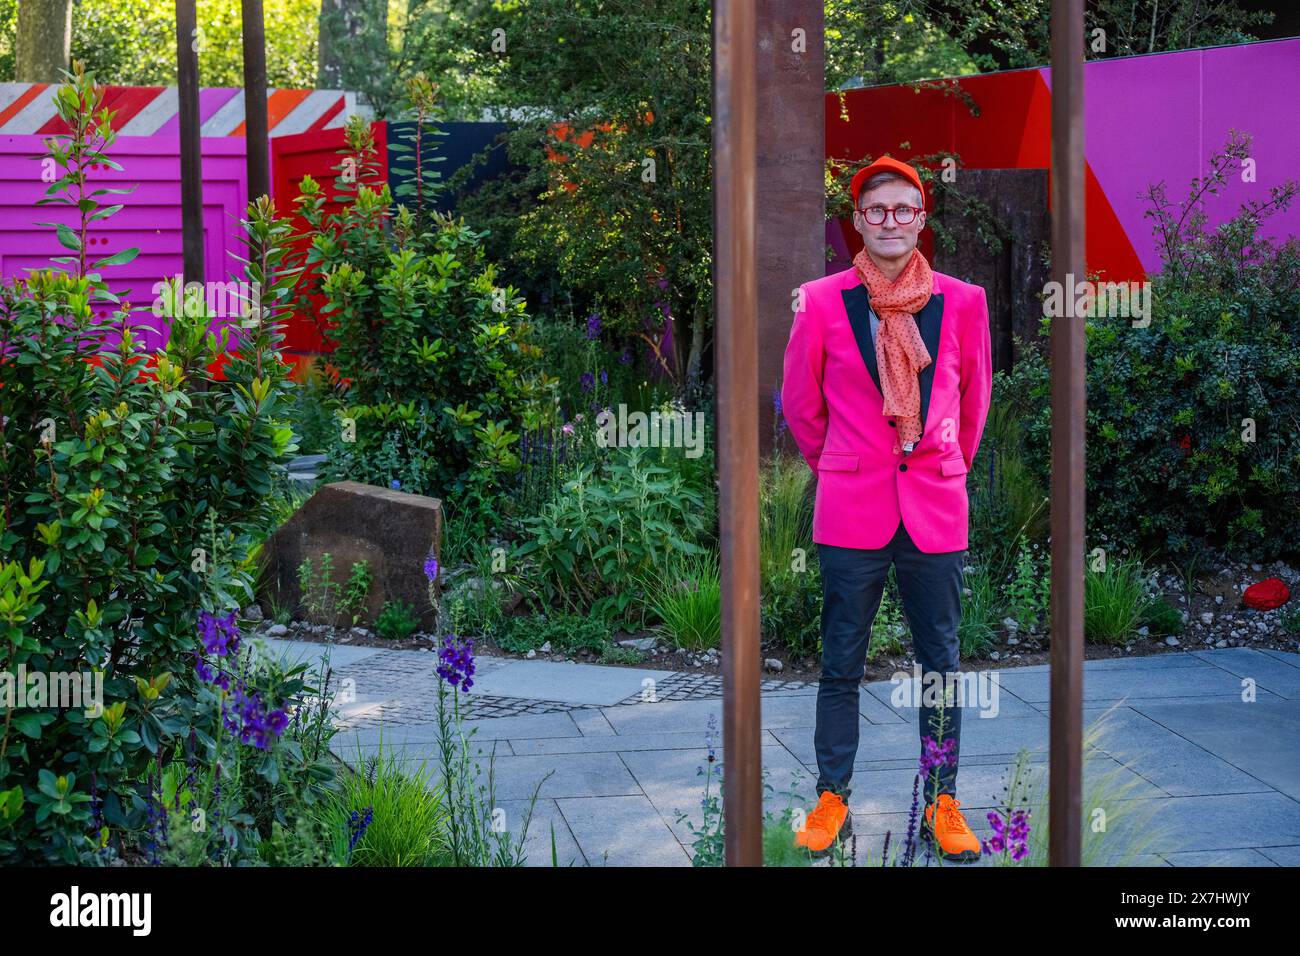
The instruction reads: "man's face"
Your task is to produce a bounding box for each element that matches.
[853,179,926,266]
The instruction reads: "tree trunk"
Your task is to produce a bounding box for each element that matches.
[318,0,383,89]
[15,0,72,82]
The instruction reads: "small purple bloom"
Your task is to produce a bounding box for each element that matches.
[618,347,633,365]
[423,554,439,582]
[348,806,374,857]
[599,368,608,385]
[580,372,595,392]
[390,479,401,490]
[436,634,476,692]
[197,609,241,658]
[585,313,602,340]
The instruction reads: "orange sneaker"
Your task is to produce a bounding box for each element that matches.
[921,794,981,862]
[795,790,852,855]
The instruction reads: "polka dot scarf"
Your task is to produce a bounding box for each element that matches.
[852,245,935,448]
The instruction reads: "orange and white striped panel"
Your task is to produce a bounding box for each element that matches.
[0,83,367,137]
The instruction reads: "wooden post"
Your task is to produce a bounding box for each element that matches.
[241,0,270,204]
[175,0,204,286]
[713,0,762,867]
[1048,0,1085,867]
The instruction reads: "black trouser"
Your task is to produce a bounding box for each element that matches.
[814,518,966,801]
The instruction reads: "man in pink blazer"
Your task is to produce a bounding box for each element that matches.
[782,157,992,861]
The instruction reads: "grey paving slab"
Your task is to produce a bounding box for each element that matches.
[863,674,1041,722]
[829,754,1163,819]
[1049,653,1211,671]
[1117,792,1300,853]
[1259,648,1300,668]
[1256,845,1300,866]
[1191,647,1300,698]
[316,646,1300,865]
[857,687,909,725]
[494,797,585,867]
[620,744,813,852]
[1032,694,1290,717]
[1081,705,1279,797]
[596,695,823,735]
[555,794,692,866]
[508,728,781,756]
[1160,848,1279,866]
[772,712,1053,768]
[329,711,585,753]
[995,662,1272,704]
[390,750,646,802]
[257,637,385,670]
[569,708,618,736]
[470,660,677,706]
[1124,699,1300,801]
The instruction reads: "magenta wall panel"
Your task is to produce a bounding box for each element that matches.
[0,135,249,351]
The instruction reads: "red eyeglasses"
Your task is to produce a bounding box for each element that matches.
[856,204,922,225]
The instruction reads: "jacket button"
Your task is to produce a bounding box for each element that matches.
[899,463,907,472]
[888,420,896,427]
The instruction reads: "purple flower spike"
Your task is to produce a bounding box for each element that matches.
[423,554,439,582]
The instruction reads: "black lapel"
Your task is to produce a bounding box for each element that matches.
[841,284,881,396]
[914,292,945,436]
[840,283,945,437]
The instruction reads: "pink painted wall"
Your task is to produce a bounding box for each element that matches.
[1039,38,1300,276]
[0,134,249,351]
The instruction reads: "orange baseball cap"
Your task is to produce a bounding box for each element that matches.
[850,156,925,209]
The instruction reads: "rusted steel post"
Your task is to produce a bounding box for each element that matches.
[175,0,204,285]
[1048,0,1085,867]
[713,0,762,867]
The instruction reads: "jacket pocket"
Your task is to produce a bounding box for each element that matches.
[818,453,859,472]
[939,454,968,477]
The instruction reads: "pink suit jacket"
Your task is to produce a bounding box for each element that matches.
[780,265,993,553]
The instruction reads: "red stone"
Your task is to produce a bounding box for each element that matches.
[1243,577,1290,611]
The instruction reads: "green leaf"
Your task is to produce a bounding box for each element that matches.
[55,223,81,251]
[91,247,139,269]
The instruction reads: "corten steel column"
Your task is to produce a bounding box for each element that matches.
[755,0,824,455]
[713,0,762,866]
[241,0,270,203]
[1048,0,1085,867]
[175,0,204,285]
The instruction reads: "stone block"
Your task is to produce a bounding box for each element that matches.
[260,480,441,628]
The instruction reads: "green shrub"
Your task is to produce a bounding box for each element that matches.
[375,600,421,641]
[318,733,450,866]
[494,613,610,656]
[760,564,822,660]
[1005,538,1051,634]
[512,444,710,625]
[1008,133,1300,563]
[759,454,814,579]
[642,550,721,651]
[968,390,1050,584]
[284,359,347,456]
[294,114,557,533]
[0,65,298,863]
[1137,596,1184,637]
[957,563,1000,659]
[1084,556,1156,645]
